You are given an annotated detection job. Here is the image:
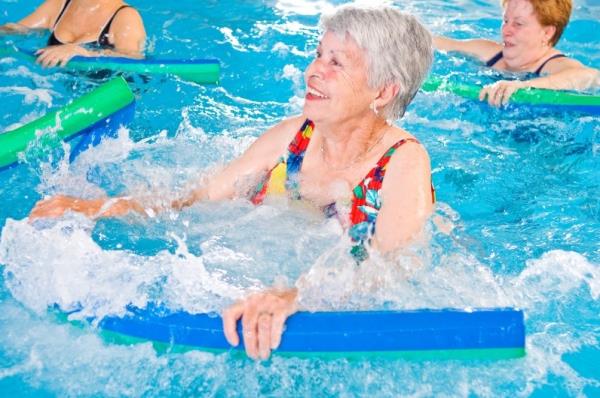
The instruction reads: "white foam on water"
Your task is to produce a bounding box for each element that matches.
[0,85,55,107]
[0,216,246,319]
[217,27,248,52]
[0,82,598,397]
[2,196,598,396]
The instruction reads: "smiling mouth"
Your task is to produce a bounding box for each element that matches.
[306,86,329,99]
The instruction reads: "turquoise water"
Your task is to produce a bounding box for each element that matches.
[1,0,599,396]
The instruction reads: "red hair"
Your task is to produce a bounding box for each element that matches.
[502,0,572,45]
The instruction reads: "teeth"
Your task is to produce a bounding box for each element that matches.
[307,87,328,99]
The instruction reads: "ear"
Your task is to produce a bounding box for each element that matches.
[543,25,556,45]
[373,83,400,109]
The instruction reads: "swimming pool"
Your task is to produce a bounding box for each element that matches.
[1,0,599,396]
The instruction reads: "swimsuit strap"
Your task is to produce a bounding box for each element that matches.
[47,0,72,45]
[249,123,432,262]
[284,119,314,199]
[348,137,420,260]
[486,50,567,76]
[52,0,72,29]
[250,119,314,204]
[533,53,566,76]
[98,5,132,46]
[485,51,503,67]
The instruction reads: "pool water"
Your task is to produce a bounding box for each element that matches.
[1,0,599,396]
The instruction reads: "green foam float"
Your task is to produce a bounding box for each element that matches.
[1,46,220,84]
[422,76,600,113]
[0,77,135,169]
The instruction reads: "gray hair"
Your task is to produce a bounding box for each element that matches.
[320,6,433,120]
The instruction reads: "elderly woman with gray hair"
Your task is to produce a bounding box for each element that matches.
[29,6,435,359]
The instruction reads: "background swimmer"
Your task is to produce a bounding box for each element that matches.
[434,0,599,106]
[0,0,145,66]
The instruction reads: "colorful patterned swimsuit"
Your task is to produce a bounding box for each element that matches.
[251,119,433,261]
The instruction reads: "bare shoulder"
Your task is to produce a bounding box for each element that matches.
[111,6,145,34]
[113,6,144,25]
[110,6,146,53]
[18,0,64,29]
[255,115,307,145]
[390,136,430,172]
[238,115,307,160]
[382,129,431,187]
[542,55,586,74]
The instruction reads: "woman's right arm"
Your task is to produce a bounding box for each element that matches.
[28,116,304,220]
[29,195,146,220]
[433,36,501,63]
[0,0,62,32]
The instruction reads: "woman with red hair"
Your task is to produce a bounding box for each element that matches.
[435,0,598,106]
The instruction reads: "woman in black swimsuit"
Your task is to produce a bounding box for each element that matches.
[433,0,598,106]
[1,0,145,67]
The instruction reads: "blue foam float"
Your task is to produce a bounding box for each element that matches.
[87,305,526,359]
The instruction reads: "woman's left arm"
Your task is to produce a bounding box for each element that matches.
[373,140,434,252]
[35,7,146,67]
[480,59,600,107]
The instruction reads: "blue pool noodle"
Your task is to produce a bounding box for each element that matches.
[98,306,525,355]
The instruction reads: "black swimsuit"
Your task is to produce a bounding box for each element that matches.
[47,0,131,47]
[485,51,567,76]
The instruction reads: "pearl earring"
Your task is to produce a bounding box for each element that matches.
[370,101,379,116]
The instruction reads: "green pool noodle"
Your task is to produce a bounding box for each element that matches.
[0,76,134,168]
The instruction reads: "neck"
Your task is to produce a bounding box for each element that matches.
[319,114,390,171]
[504,46,555,72]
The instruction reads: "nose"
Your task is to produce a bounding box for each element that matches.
[502,22,513,37]
[305,56,327,80]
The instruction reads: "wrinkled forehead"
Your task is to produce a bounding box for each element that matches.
[503,0,536,19]
[319,30,366,63]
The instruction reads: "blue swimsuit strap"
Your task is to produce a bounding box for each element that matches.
[486,51,567,76]
[533,54,566,76]
[485,51,503,67]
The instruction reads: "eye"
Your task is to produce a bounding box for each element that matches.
[330,57,341,67]
[315,50,321,58]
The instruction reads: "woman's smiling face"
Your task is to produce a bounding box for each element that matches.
[303,31,378,124]
[501,0,555,68]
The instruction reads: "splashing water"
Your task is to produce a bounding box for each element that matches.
[1,0,599,396]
